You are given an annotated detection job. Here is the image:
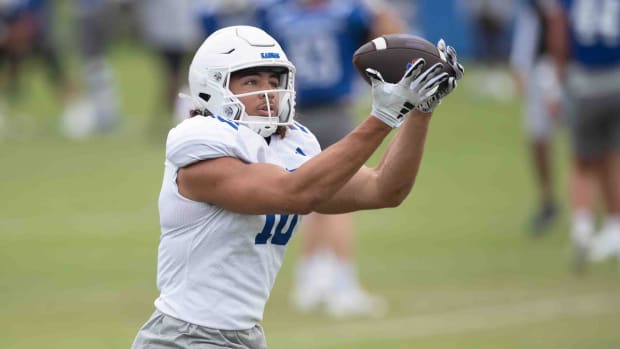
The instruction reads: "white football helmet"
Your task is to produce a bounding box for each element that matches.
[188,26,296,137]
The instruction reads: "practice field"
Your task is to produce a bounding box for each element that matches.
[1,43,620,349]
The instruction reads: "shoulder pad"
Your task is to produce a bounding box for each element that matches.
[166,116,241,168]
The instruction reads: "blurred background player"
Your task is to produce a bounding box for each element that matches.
[61,0,121,139]
[0,0,121,139]
[458,0,515,101]
[0,0,75,135]
[134,0,201,137]
[198,0,261,31]
[1,0,37,102]
[255,0,405,317]
[509,0,561,234]
[548,0,620,267]
[1,0,34,130]
[176,0,261,126]
[385,0,419,35]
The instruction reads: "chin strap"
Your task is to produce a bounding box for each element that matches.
[244,115,278,137]
[249,123,277,137]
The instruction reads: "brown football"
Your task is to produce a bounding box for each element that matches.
[353,34,455,86]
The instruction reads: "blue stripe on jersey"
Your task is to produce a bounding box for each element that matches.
[295,147,306,156]
[209,115,239,130]
[562,0,620,68]
[293,122,308,134]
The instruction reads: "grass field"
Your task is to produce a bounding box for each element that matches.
[1,42,620,349]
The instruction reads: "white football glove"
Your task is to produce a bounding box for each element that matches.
[367,59,449,128]
[416,39,465,113]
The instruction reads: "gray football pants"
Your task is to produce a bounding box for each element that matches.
[131,310,267,349]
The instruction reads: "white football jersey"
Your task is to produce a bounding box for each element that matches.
[154,115,321,330]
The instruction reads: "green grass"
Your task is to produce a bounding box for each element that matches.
[1,43,619,349]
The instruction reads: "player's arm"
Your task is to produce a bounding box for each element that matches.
[315,40,465,213]
[177,61,446,215]
[177,116,391,215]
[509,2,540,96]
[546,1,569,81]
[313,110,433,214]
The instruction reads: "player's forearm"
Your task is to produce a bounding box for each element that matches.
[287,116,391,212]
[373,111,432,205]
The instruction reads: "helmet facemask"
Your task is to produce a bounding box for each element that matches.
[223,66,296,137]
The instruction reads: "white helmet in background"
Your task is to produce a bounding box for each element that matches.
[188,26,296,137]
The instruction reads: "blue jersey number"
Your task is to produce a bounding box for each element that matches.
[286,32,342,87]
[255,214,299,245]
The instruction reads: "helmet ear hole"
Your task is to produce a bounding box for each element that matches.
[199,93,211,102]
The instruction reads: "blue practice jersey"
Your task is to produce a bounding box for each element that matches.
[1,0,33,20]
[562,0,620,68]
[256,0,374,107]
[198,1,261,34]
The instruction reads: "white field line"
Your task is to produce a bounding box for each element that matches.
[282,292,620,340]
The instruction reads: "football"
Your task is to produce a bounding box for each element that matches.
[352,34,455,85]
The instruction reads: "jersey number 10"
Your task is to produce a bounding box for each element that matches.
[255,214,299,246]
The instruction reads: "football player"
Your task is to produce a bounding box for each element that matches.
[510,0,561,234]
[254,0,404,317]
[134,0,201,135]
[131,25,462,349]
[61,0,121,139]
[548,0,620,268]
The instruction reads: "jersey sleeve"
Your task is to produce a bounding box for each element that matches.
[166,116,247,168]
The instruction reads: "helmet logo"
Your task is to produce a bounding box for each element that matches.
[261,52,280,59]
[212,72,223,82]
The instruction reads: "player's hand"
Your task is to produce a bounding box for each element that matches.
[416,39,465,113]
[367,59,448,128]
